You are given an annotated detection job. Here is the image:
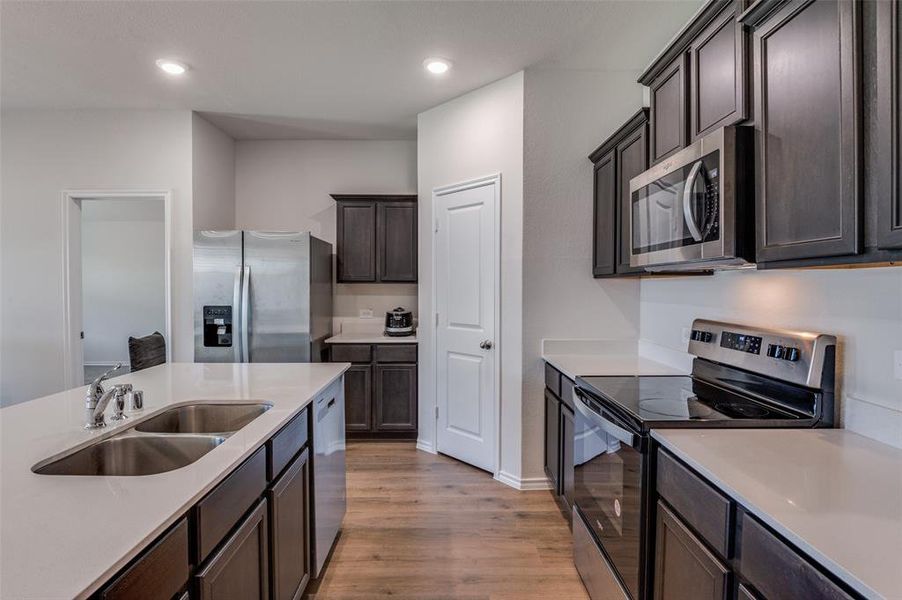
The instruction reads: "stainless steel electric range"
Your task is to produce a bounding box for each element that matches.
[571,319,837,600]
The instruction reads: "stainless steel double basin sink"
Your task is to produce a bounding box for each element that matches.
[33,403,271,477]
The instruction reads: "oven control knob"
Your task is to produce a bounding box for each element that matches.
[767,344,784,359]
[783,347,800,362]
[691,330,714,343]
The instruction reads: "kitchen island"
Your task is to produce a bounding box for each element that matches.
[0,362,349,599]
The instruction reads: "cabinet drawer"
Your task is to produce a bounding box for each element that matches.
[738,511,855,600]
[330,344,372,363]
[544,363,562,398]
[656,449,732,558]
[560,376,575,411]
[374,344,417,363]
[100,518,190,600]
[267,408,308,481]
[195,446,267,564]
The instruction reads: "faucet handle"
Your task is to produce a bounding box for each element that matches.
[109,384,130,421]
[87,362,123,401]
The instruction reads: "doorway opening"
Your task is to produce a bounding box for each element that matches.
[62,191,172,387]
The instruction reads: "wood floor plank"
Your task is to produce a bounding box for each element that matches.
[305,442,589,600]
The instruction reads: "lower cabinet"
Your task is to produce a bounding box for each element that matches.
[195,500,270,600]
[267,448,311,600]
[99,518,190,600]
[331,343,417,439]
[653,501,729,600]
[560,405,575,512]
[544,389,561,494]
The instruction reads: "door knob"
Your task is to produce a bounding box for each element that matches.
[479,340,493,350]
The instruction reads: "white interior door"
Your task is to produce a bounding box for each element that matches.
[434,176,499,473]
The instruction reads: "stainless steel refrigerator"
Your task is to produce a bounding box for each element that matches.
[194,231,333,363]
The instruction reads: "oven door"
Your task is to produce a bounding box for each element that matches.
[573,389,645,600]
[628,126,738,269]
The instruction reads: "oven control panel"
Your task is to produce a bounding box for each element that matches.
[687,319,836,388]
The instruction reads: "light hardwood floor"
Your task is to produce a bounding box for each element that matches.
[306,442,589,600]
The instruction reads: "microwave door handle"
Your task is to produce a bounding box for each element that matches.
[682,160,705,242]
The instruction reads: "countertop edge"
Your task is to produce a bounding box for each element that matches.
[650,430,882,600]
[73,364,350,600]
[541,353,686,380]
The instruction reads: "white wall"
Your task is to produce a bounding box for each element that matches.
[521,68,646,480]
[0,109,194,406]
[417,72,526,484]
[192,113,236,230]
[235,139,418,319]
[81,199,166,365]
[640,269,902,448]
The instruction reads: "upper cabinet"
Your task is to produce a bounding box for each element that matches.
[333,195,418,283]
[743,0,861,263]
[877,0,902,250]
[648,55,689,164]
[589,109,650,277]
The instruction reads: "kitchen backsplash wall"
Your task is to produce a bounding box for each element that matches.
[640,268,902,448]
[234,139,418,326]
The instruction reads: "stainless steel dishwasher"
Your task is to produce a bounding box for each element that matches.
[312,376,347,577]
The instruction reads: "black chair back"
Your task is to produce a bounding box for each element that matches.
[128,331,166,372]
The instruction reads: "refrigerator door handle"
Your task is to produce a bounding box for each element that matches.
[232,266,243,363]
[240,265,250,362]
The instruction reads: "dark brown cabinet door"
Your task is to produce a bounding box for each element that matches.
[690,2,747,139]
[737,584,760,600]
[615,121,649,274]
[654,502,729,600]
[267,449,311,600]
[100,518,190,600]
[592,150,617,277]
[336,201,377,282]
[877,0,902,249]
[343,364,372,432]
[544,389,560,494]
[560,405,575,512]
[378,202,417,282]
[195,500,269,600]
[750,0,861,263]
[374,363,417,432]
[650,54,689,164]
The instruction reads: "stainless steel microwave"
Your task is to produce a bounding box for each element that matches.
[628,126,754,271]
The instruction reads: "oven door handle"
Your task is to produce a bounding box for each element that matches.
[682,160,705,242]
[574,388,643,451]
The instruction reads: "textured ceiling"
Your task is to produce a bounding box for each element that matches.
[1,0,701,139]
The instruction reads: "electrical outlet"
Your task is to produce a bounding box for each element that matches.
[895,350,902,381]
[681,328,692,344]
[359,308,374,319]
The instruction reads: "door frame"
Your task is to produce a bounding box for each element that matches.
[61,189,173,388]
[430,173,502,477]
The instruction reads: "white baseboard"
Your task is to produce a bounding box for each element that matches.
[415,439,436,454]
[494,470,553,491]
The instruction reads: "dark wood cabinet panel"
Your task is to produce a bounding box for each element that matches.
[100,518,190,600]
[737,583,760,600]
[330,344,372,363]
[654,502,729,600]
[377,202,418,282]
[374,363,417,432]
[544,389,561,495]
[267,409,308,482]
[656,450,732,559]
[615,120,649,274]
[374,344,417,363]
[748,0,862,262]
[195,500,269,600]
[650,54,689,164]
[737,510,855,600]
[336,201,377,282]
[690,2,747,139]
[194,446,267,564]
[544,363,562,398]
[267,449,311,600]
[592,150,617,277]
[343,364,372,432]
[560,405,575,514]
[876,0,902,249]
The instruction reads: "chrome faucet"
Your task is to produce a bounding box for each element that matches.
[84,363,122,429]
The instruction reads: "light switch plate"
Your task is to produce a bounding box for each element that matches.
[895,350,902,380]
[359,308,374,319]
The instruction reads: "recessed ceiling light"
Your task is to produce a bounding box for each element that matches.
[423,58,452,75]
[155,59,188,76]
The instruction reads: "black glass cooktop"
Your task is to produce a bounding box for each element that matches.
[576,375,806,431]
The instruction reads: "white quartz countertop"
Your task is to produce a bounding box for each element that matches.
[0,362,349,600]
[541,339,688,380]
[651,429,902,600]
[325,332,417,344]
